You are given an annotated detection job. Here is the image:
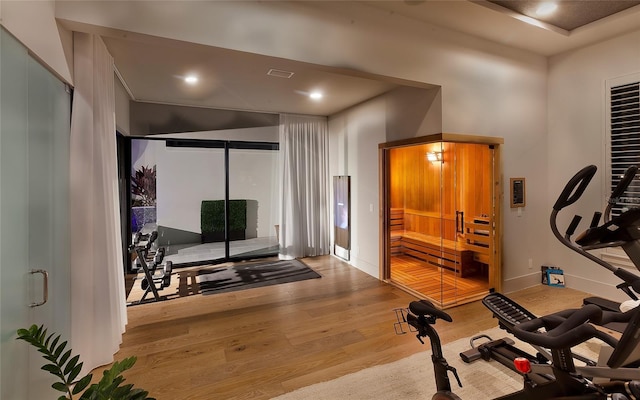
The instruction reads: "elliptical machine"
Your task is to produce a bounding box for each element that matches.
[394,164,640,399]
[460,165,640,373]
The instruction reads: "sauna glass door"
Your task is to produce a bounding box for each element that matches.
[388,141,451,306]
[387,140,494,308]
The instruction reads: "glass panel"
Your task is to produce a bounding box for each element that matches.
[434,141,445,308]
[26,45,71,396]
[1,27,31,400]
[1,27,71,399]
[131,139,228,266]
[453,143,494,305]
[228,145,280,259]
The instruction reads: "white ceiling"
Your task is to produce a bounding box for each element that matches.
[84,0,640,119]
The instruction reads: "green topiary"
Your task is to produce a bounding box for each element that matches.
[201,200,247,233]
[16,324,154,400]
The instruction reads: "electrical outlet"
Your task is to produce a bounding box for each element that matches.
[528,258,533,269]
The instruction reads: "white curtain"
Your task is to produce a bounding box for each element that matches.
[70,32,127,373]
[279,114,331,259]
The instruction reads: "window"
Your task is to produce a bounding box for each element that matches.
[607,74,640,217]
[603,73,640,266]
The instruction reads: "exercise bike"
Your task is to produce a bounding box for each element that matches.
[395,298,640,399]
[394,165,640,399]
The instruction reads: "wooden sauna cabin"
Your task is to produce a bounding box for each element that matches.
[379,133,503,308]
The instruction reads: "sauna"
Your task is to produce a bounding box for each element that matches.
[379,134,503,308]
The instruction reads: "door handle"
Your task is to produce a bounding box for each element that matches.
[456,211,465,234]
[29,269,48,307]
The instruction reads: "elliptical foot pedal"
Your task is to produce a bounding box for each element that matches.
[482,293,538,331]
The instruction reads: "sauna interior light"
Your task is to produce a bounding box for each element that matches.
[426,151,443,163]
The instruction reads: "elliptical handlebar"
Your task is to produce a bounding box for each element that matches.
[553,165,597,211]
[610,165,638,205]
[605,165,639,223]
[513,304,602,349]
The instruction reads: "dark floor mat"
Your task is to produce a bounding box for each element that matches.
[197,259,321,295]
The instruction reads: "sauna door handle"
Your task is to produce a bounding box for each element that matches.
[456,211,465,234]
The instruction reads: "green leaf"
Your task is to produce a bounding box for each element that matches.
[68,363,83,384]
[72,374,93,394]
[51,381,69,393]
[49,335,60,352]
[42,363,60,374]
[59,349,72,367]
[64,354,80,375]
[54,340,67,358]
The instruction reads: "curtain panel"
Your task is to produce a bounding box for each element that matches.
[70,32,127,373]
[279,114,331,259]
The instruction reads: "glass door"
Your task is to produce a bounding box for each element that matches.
[127,138,279,267]
[454,143,495,301]
[385,139,496,308]
[130,139,227,266]
[1,27,71,399]
[388,142,447,306]
[228,143,280,259]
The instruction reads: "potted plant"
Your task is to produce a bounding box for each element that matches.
[16,325,154,400]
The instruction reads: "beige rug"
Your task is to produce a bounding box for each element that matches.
[271,327,601,400]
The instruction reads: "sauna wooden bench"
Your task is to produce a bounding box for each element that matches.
[390,231,478,277]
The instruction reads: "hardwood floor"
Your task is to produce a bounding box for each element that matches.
[390,255,490,308]
[100,255,589,400]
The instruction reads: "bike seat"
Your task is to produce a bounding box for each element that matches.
[409,300,453,322]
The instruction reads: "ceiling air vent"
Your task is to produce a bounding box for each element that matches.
[267,68,294,79]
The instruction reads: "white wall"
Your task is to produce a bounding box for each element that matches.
[0,0,73,84]
[328,86,442,276]
[547,29,640,301]
[329,97,387,275]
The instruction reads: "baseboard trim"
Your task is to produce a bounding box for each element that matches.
[502,272,541,294]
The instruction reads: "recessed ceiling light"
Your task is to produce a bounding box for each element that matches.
[309,91,323,100]
[536,2,558,16]
[184,75,198,85]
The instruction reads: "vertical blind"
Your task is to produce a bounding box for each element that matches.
[610,81,640,216]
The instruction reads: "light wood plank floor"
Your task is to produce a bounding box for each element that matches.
[390,255,490,308]
[101,255,589,400]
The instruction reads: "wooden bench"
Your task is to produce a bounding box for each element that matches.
[400,232,477,276]
[390,208,479,277]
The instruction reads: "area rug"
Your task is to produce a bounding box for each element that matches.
[271,327,601,400]
[198,259,321,295]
